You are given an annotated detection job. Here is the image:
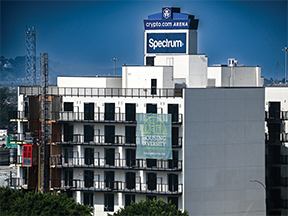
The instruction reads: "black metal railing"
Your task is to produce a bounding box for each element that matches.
[50,134,183,148]
[10,155,23,165]
[51,111,182,124]
[265,111,288,120]
[49,179,182,195]
[50,156,182,171]
[265,133,288,142]
[19,86,183,98]
[9,111,28,121]
[7,133,36,144]
[8,178,28,187]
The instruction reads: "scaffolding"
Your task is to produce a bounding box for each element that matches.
[26,26,36,86]
[39,53,50,191]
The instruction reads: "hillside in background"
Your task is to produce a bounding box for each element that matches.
[0,56,121,87]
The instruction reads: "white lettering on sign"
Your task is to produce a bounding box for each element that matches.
[149,38,184,50]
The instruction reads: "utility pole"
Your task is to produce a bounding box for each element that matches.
[112,58,118,76]
[283,47,288,84]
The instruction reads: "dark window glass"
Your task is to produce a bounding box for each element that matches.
[84,125,94,142]
[146,104,157,113]
[168,174,178,192]
[126,172,136,189]
[64,124,73,142]
[65,191,73,198]
[125,103,136,121]
[146,57,154,66]
[168,197,178,209]
[104,194,114,211]
[126,149,136,167]
[151,79,157,95]
[147,195,156,201]
[172,127,179,146]
[84,170,94,188]
[125,126,136,144]
[105,103,115,121]
[64,170,73,186]
[64,102,73,111]
[84,193,93,206]
[169,150,178,169]
[84,103,94,120]
[147,159,157,168]
[147,173,156,191]
[168,104,179,122]
[105,171,115,189]
[85,148,94,165]
[64,148,73,164]
[125,194,135,206]
[105,148,115,166]
[24,102,28,117]
[105,126,115,144]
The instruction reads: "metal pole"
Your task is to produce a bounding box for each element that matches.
[283,47,288,84]
[112,58,118,76]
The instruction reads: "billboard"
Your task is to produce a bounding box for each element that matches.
[146,33,186,54]
[136,113,172,160]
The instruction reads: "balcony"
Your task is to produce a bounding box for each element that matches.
[50,156,182,171]
[7,133,35,145]
[19,86,183,98]
[9,155,23,166]
[7,178,28,188]
[265,111,288,121]
[51,134,183,148]
[49,179,182,195]
[9,111,28,122]
[52,111,182,125]
[265,133,288,143]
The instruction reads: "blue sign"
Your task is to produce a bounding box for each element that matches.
[144,19,190,30]
[162,7,172,20]
[147,33,186,54]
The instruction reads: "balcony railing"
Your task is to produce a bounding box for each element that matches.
[10,155,23,166]
[8,178,28,188]
[50,156,182,171]
[8,133,35,144]
[49,179,182,195]
[19,86,183,98]
[50,134,182,148]
[265,111,288,120]
[51,111,182,124]
[265,133,288,143]
[9,111,28,121]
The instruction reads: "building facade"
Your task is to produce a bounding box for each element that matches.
[7,7,274,216]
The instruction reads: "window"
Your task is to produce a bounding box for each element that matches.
[147,173,156,191]
[104,194,114,211]
[168,197,178,209]
[146,56,155,66]
[168,174,178,192]
[147,195,156,201]
[151,79,157,95]
[125,126,136,144]
[105,148,115,166]
[172,127,179,146]
[64,170,73,186]
[84,193,93,207]
[84,170,94,188]
[168,150,178,169]
[146,104,157,113]
[23,167,27,184]
[105,126,115,144]
[64,102,73,111]
[125,194,135,206]
[84,125,94,142]
[24,102,28,117]
[126,149,136,167]
[125,103,136,121]
[66,191,73,198]
[84,103,94,120]
[64,124,73,142]
[147,158,156,168]
[84,148,94,165]
[105,171,115,189]
[105,103,115,121]
[126,172,135,189]
[168,104,179,123]
[64,148,73,164]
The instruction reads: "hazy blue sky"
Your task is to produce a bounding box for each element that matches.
[1,0,287,79]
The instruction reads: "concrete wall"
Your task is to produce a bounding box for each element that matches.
[57,77,122,88]
[183,87,266,216]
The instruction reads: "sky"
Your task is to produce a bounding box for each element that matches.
[1,0,287,79]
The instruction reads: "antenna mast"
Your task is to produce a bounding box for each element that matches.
[26,26,36,86]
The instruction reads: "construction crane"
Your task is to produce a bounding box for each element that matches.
[26,26,36,86]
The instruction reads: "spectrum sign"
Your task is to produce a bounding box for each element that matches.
[147,33,186,54]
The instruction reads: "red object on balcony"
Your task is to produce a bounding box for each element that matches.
[23,145,33,167]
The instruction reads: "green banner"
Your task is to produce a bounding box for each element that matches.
[136,113,172,159]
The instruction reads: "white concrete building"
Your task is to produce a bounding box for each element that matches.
[8,7,272,216]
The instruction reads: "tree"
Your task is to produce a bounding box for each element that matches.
[0,86,17,129]
[0,186,93,215]
[109,198,189,216]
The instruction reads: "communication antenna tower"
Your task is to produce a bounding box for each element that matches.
[26,26,36,86]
